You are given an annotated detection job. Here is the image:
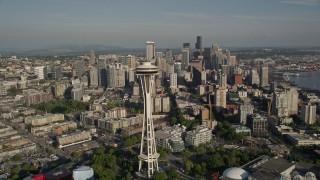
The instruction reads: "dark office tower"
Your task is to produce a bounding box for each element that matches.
[195,36,202,52]
[183,43,190,48]
[98,59,108,87]
[74,60,85,78]
[203,47,213,69]
[270,81,277,92]
[52,64,62,80]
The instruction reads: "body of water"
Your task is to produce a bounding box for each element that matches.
[288,71,320,91]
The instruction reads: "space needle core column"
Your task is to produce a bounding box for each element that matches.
[136,61,160,178]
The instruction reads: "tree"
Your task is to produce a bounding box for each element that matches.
[11,166,21,174]
[11,155,22,162]
[181,150,192,160]
[125,172,131,180]
[185,160,194,174]
[167,167,177,179]
[39,79,47,84]
[194,163,202,176]
[72,152,81,160]
[208,154,225,170]
[153,172,167,180]
[158,147,168,159]
[10,174,20,180]
[7,87,22,96]
[195,144,206,156]
[96,147,105,155]
[170,117,177,125]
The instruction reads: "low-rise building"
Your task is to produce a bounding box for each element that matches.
[63,140,99,155]
[57,130,92,148]
[185,125,212,147]
[25,114,64,126]
[97,116,143,133]
[155,125,186,152]
[121,119,168,136]
[30,121,77,137]
[267,145,290,157]
[272,125,297,136]
[232,124,251,136]
[0,138,37,159]
[287,134,320,146]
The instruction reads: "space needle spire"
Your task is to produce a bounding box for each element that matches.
[135,51,159,178]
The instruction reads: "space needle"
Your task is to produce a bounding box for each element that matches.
[135,59,160,178]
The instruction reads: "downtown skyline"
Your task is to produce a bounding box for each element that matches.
[0,0,320,49]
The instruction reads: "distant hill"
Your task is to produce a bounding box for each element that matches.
[0,44,183,56]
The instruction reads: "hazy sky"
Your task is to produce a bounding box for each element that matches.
[0,0,319,49]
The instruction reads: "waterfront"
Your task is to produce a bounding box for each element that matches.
[288,71,320,91]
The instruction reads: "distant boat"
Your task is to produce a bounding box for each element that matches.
[283,72,300,76]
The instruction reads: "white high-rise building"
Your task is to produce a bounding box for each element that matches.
[136,61,159,178]
[219,73,227,89]
[170,73,177,88]
[215,88,227,109]
[106,63,126,88]
[181,48,190,70]
[272,88,299,117]
[260,65,269,87]
[152,95,170,113]
[71,84,83,101]
[249,69,260,85]
[146,41,155,61]
[34,66,46,80]
[126,55,137,69]
[89,50,96,65]
[301,103,317,124]
[239,102,254,125]
[89,67,99,87]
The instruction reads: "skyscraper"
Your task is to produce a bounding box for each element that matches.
[181,48,190,70]
[170,73,177,89]
[89,67,99,87]
[52,64,62,80]
[214,88,227,109]
[74,60,85,78]
[195,35,202,52]
[34,66,46,80]
[98,59,108,87]
[183,43,190,48]
[88,50,95,65]
[301,103,317,124]
[106,63,126,88]
[146,41,155,61]
[219,73,227,89]
[164,49,172,63]
[272,88,298,117]
[239,101,254,125]
[203,47,213,69]
[135,61,159,178]
[260,65,269,87]
[249,69,260,86]
[71,84,83,101]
